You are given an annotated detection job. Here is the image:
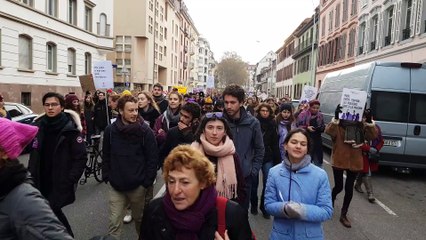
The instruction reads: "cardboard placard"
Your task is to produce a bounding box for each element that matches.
[78,74,96,93]
[339,88,367,122]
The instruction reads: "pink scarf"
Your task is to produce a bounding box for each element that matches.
[191,134,238,199]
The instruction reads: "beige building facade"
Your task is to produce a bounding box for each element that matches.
[0,0,114,113]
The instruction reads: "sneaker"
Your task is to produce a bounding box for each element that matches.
[354,184,364,193]
[123,213,132,223]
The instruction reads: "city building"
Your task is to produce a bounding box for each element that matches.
[195,37,215,90]
[254,51,276,97]
[292,12,319,98]
[0,0,114,113]
[356,0,426,64]
[275,36,295,99]
[316,0,359,89]
[109,0,203,92]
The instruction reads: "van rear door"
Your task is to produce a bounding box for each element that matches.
[406,66,426,160]
[370,65,410,157]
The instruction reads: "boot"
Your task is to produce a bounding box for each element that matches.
[354,175,364,193]
[339,209,351,228]
[363,176,375,203]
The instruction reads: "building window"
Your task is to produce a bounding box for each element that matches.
[67,48,76,75]
[19,34,32,70]
[347,28,356,57]
[68,0,77,25]
[402,0,413,40]
[115,36,132,53]
[384,6,394,46]
[351,0,357,16]
[358,22,366,55]
[46,42,57,72]
[329,11,334,32]
[335,4,341,28]
[85,52,92,75]
[19,0,33,6]
[47,0,57,17]
[322,16,326,37]
[370,15,378,51]
[21,92,31,106]
[98,13,109,36]
[0,29,2,66]
[342,0,348,23]
[85,6,93,32]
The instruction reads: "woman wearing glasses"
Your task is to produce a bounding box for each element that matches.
[191,112,246,205]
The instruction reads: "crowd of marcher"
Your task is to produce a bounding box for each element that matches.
[0,85,384,239]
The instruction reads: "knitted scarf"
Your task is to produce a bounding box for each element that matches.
[191,134,237,199]
[0,160,28,198]
[164,106,180,130]
[115,115,146,141]
[163,185,217,240]
[340,119,365,148]
[283,154,312,171]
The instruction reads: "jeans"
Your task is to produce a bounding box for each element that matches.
[108,185,147,239]
[331,168,357,215]
[250,160,274,211]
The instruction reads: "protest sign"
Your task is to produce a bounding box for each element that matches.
[300,85,317,102]
[93,61,114,89]
[339,88,367,122]
[206,75,215,88]
[78,74,96,93]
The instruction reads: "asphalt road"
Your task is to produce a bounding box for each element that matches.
[18,150,426,240]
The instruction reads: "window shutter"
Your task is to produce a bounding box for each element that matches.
[393,3,400,43]
[415,0,423,35]
[411,0,417,37]
[379,12,385,48]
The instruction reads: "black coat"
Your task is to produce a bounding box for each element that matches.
[139,106,161,129]
[102,121,159,191]
[28,113,87,209]
[257,116,281,165]
[93,99,108,130]
[159,125,196,165]
[139,197,253,240]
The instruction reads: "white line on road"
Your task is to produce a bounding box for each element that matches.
[154,184,166,199]
[323,159,398,216]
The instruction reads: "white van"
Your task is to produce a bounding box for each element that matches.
[317,62,426,169]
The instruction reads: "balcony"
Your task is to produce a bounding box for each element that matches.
[402,28,411,40]
[183,61,188,69]
[292,39,315,59]
[370,41,376,51]
[384,36,391,46]
[358,46,364,55]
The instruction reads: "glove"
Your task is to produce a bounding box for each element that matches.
[369,147,378,154]
[284,202,305,219]
[364,109,372,123]
[334,104,343,120]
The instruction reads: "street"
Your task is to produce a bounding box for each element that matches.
[18,150,426,240]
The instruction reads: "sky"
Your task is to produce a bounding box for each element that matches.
[184,0,320,64]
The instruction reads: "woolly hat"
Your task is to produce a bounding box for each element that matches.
[65,94,79,106]
[121,90,132,97]
[309,99,320,107]
[204,97,213,105]
[0,118,38,159]
[279,103,293,112]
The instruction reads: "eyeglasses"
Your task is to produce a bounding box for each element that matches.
[43,103,60,107]
[205,112,223,119]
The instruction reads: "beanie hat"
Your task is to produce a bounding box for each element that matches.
[309,99,320,107]
[279,103,293,112]
[0,118,38,159]
[65,94,79,106]
[121,90,132,97]
[204,97,213,105]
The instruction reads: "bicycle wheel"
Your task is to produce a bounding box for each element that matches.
[93,152,103,182]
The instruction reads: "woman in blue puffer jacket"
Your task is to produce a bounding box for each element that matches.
[265,128,333,240]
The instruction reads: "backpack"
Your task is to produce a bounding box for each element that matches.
[216,196,256,240]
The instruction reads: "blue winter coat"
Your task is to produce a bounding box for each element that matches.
[264,156,333,240]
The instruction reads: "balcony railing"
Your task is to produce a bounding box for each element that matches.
[97,23,111,37]
[402,28,411,40]
[384,36,391,46]
[358,46,364,55]
[183,61,188,69]
[370,41,376,51]
[184,46,188,53]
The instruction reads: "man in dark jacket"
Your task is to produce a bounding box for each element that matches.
[152,83,169,113]
[222,85,265,211]
[159,102,201,164]
[102,95,159,239]
[93,91,109,134]
[28,92,87,237]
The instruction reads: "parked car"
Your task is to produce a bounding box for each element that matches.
[4,102,38,124]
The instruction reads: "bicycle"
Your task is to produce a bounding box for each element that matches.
[80,135,103,184]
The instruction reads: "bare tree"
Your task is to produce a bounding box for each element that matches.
[215,52,248,88]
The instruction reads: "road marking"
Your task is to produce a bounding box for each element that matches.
[154,184,166,199]
[323,159,398,216]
